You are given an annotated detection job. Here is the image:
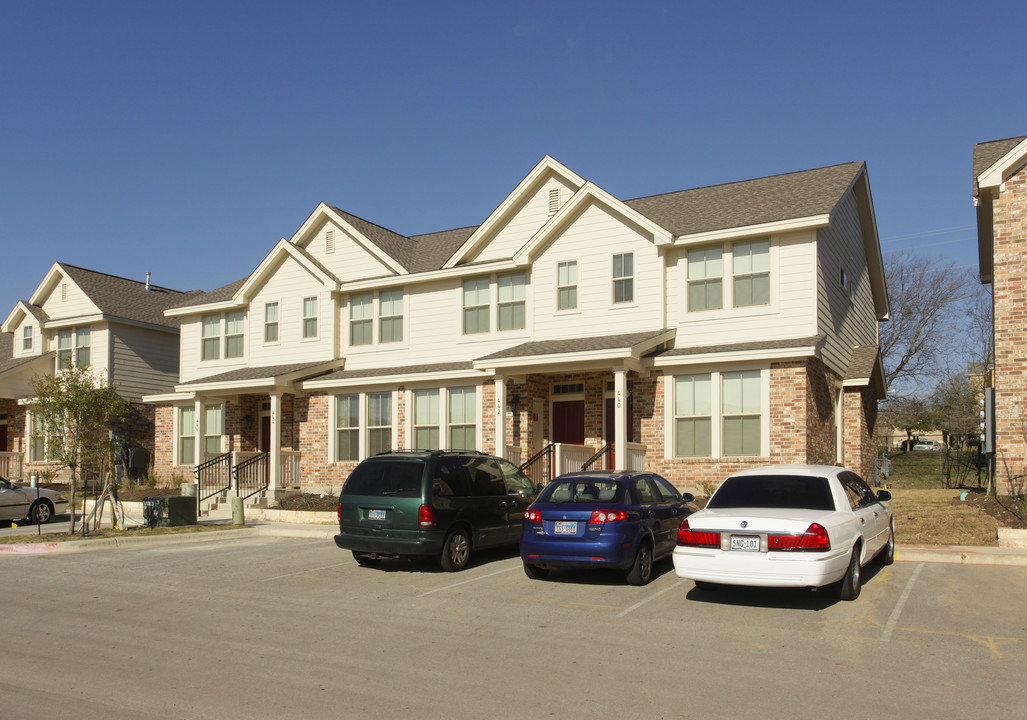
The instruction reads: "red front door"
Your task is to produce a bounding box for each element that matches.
[552,401,585,445]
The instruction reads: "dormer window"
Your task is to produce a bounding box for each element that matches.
[22,326,32,351]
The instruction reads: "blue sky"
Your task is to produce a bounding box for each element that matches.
[2,0,1023,310]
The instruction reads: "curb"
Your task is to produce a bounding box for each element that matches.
[896,543,1027,567]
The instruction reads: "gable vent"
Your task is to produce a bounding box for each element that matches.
[61,283,68,301]
[548,188,560,215]
[326,229,336,254]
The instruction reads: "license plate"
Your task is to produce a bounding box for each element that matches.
[368,509,386,521]
[730,534,760,552]
[554,521,578,535]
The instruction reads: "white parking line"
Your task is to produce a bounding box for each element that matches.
[262,561,353,582]
[617,579,688,617]
[417,566,519,597]
[882,562,923,641]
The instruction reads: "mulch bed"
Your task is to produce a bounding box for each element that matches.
[962,490,1027,529]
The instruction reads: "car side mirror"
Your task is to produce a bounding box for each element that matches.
[680,493,695,503]
[876,490,892,502]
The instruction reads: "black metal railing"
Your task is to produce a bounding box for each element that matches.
[580,443,613,471]
[234,451,269,501]
[195,453,232,509]
[520,443,555,487]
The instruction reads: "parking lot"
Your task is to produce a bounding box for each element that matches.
[4,535,1027,719]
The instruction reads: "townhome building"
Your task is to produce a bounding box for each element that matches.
[0,263,194,480]
[145,156,888,501]
[974,134,1027,493]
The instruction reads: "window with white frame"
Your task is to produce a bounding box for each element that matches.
[557,261,578,311]
[687,246,723,312]
[497,273,526,331]
[722,370,761,456]
[673,374,712,457]
[379,290,403,343]
[350,293,373,346]
[462,279,490,335]
[204,404,223,455]
[367,392,392,455]
[74,328,90,367]
[56,330,72,369]
[29,412,46,462]
[302,297,318,339]
[201,315,220,361]
[22,326,32,351]
[612,253,634,304]
[413,389,441,449]
[178,406,196,466]
[732,239,770,307]
[448,387,476,450]
[56,327,90,369]
[264,302,279,343]
[224,312,245,359]
[335,395,359,462]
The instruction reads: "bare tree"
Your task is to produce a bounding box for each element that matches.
[930,373,979,444]
[880,251,972,390]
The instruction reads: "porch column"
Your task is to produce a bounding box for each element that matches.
[494,375,506,460]
[613,366,627,466]
[269,390,282,499]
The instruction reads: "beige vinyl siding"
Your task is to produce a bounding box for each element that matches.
[305,219,399,283]
[38,276,99,320]
[109,324,180,400]
[470,176,580,264]
[531,202,665,340]
[667,231,818,348]
[817,190,878,373]
[12,317,42,359]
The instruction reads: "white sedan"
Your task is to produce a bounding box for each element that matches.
[673,465,893,600]
[0,476,69,524]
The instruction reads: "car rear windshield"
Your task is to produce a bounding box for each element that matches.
[538,479,624,504]
[706,474,835,512]
[342,461,424,498]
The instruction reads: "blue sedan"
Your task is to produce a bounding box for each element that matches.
[521,470,696,585]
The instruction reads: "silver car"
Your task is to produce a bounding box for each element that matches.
[0,476,69,524]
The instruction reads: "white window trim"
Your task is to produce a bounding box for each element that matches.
[400,385,481,452]
[330,390,399,463]
[302,296,319,341]
[611,251,636,307]
[555,258,581,314]
[461,278,491,336]
[663,367,769,459]
[343,290,410,353]
[263,300,281,346]
[680,239,779,321]
[174,405,198,467]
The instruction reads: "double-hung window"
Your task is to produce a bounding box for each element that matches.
[379,290,403,343]
[56,330,73,370]
[264,303,279,343]
[557,261,578,311]
[448,387,476,450]
[74,328,90,367]
[497,273,526,330]
[367,392,392,455]
[674,374,712,457]
[335,395,359,462]
[224,312,244,358]
[29,413,46,462]
[413,390,441,449]
[350,293,373,346]
[178,407,196,466]
[612,253,634,304]
[462,279,490,334]
[201,315,221,360]
[733,239,770,307]
[22,326,32,351]
[687,246,723,311]
[204,404,223,455]
[56,328,89,368]
[302,297,318,339]
[722,371,761,456]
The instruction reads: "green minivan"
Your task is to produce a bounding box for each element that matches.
[334,450,540,571]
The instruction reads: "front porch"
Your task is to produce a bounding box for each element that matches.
[193,448,302,514]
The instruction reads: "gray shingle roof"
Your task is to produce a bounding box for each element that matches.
[59,264,197,328]
[845,345,880,381]
[176,361,337,388]
[973,136,1027,196]
[624,163,864,237]
[171,277,248,309]
[0,331,54,379]
[654,335,824,358]
[476,330,672,362]
[314,361,476,383]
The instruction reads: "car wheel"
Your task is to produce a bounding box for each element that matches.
[693,580,720,592]
[352,551,381,567]
[30,500,53,524]
[440,528,471,572]
[874,522,895,566]
[835,547,862,601]
[626,541,653,586]
[523,562,549,580]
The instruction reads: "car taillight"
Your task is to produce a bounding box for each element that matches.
[768,523,831,552]
[677,519,720,547]
[337,501,342,521]
[524,509,543,524]
[588,509,628,524]
[418,505,435,527]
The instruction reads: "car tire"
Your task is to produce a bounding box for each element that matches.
[626,541,654,586]
[874,522,895,566]
[835,547,862,601]
[30,500,53,524]
[440,528,471,572]
[523,562,549,580]
[693,580,720,592]
[352,551,381,567]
